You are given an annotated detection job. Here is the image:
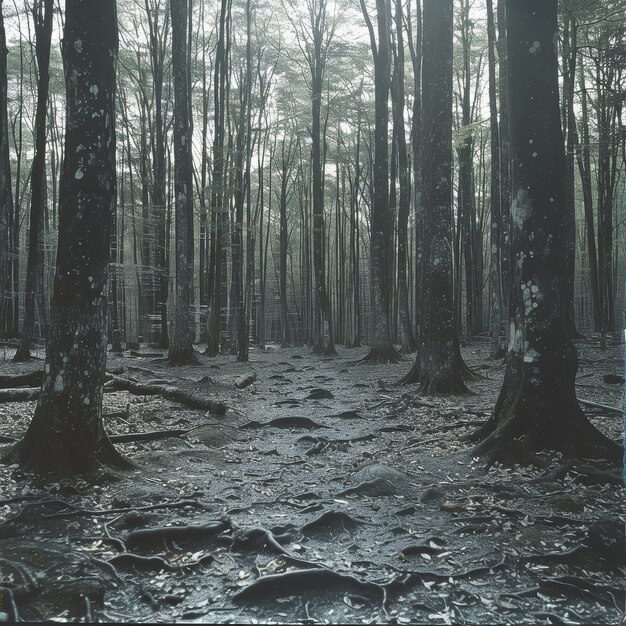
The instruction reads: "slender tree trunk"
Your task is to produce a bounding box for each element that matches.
[400,0,469,392]
[392,0,416,354]
[486,0,503,357]
[206,0,229,356]
[168,0,197,365]
[14,0,53,361]
[3,0,133,474]
[0,2,13,339]
[561,14,581,339]
[360,0,400,363]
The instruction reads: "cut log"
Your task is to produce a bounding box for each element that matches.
[108,376,227,414]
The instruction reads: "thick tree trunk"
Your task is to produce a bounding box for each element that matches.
[401,0,469,392]
[3,0,132,474]
[14,0,53,361]
[472,0,621,465]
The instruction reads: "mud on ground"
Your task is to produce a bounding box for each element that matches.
[0,339,624,624]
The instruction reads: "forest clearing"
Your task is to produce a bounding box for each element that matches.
[0,340,624,623]
[0,0,624,622]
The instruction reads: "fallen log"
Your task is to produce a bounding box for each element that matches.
[0,388,39,403]
[108,376,227,414]
[0,371,42,389]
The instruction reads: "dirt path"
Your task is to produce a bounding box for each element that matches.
[0,340,624,624]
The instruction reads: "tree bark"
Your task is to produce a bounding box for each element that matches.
[360,0,400,363]
[0,1,13,339]
[168,0,197,365]
[392,0,416,354]
[3,0,133,474]
[14,0,53,361]
[472,0,621,465]
[401,0,469,392]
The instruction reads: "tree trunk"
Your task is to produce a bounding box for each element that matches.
[392,0,416,354]
[401,0,469,393]
[168,0,197,365]
[14,0,53,361]
[206,0,229,357]
[360,0,400,363]
[0,2,13,339]
[472,0,621,465]
[486,0,503,357]
[3,0,133,474]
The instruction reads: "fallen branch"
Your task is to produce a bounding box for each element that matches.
[107,376,227,414]
[578,398,621,415]
[110,429,188,444]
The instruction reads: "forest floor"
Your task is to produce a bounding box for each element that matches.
[0,338,624,624]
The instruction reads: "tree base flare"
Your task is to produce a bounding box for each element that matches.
[1,434,135,477]
[472,398,623,467]
[360,345,402,364]
[167,349,201,367]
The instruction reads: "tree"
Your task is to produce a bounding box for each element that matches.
[2,0,132,474]
[286,0,337,355]
[400,0,469,392]
[471,0,621,464]
[206,0,230,357]
[486,0,503,357]
[359,0,401,363]
[168,0,197,365]
[391,0,416,354]
[0,0,13,338]
[14,0,53,361]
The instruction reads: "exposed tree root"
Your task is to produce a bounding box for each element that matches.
[301,510,365,534]
[108,376,226,414]
[232,568,385,604]
[125,520,229,550]
[108,554,175,572]
[1,434,136,476]
[241,416,328,430]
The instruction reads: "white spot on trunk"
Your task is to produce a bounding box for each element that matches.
[54,375,64,393]
[75,169,84,180]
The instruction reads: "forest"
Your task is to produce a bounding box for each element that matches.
[0,0,624,623]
